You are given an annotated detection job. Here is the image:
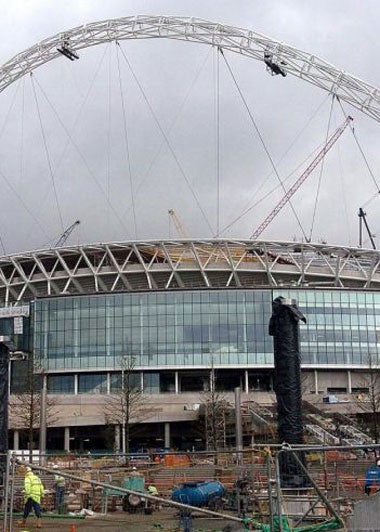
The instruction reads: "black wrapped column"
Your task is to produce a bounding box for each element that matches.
[0,342,9,485]
[269,296,309,488]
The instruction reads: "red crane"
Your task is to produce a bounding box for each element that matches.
[251,115,353,240]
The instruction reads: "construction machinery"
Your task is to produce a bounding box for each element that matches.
[358,207,376,249]
[251,116,353,240]
[54,220,80,248]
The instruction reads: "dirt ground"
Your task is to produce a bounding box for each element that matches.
[4,508,246,531]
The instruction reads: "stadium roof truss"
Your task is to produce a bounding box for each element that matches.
[0,15,379,122]
[0,240,380,304]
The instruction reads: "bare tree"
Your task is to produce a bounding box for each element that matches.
[104,355,150,455]
[199,367,231,452]
[9,354,58,453]
[355,352,380,443]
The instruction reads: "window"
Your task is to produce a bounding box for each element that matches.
[48,374,75,394]
[78,373,107,394]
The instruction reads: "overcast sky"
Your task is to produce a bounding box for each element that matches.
[0,0,379,254]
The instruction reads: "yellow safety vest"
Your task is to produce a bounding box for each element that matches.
[24,472,44,504]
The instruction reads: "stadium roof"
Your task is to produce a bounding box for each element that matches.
[1,239,380,304]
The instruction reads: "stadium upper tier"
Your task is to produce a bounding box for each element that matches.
[0,239,379,304]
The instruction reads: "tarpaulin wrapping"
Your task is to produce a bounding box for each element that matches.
[269,296,309,488]
[0,343,8,484]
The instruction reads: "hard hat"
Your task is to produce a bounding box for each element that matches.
[52,464,59,469]
[25,466,32,472]
[376,459,380,467]
[132,466,137,471]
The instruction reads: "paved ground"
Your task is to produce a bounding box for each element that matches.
[4,509,245,531]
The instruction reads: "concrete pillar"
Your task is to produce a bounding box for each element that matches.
[64,427,70,452]
[13,430,19,451]
[114,425,121,452]
[244,370,249,394]
[164,423,170,449]
[347,370,352,394]
[74,374,78,395]
[314,369,319,394]
[175,372,179,394]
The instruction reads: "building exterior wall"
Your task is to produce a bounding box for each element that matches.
[3,250,380,449]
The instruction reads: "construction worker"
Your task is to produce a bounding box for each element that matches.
[147,485,159,510]
[147,485,158,496]
[17,466,45,529]
[52,464,66,513]
[130,466,139,477]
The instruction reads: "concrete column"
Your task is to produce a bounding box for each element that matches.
[13,430,19,451]
[64,427,70,452]
[114,425,121,452]
[347,370,352,394]
[314,369,319,394]
[106,373,111,395]
[74,374,78,395]
[164,423,170,449]
[175,372,179,394]
[244,370,249,394]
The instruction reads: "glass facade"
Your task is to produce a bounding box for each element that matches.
[276,289,380,366]
[33,290,272,371]
[32,288,380,375]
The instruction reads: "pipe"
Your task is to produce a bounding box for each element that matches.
[15,460,244,524]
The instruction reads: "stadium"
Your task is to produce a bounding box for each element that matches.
[0,15,379,455]
[1,237,380,452]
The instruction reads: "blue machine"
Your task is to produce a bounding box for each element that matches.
[365,463,380,495]
[172,480,225,508]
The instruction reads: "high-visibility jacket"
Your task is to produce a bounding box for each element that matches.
[147,485,158,496]
[24,472,44,504]
[54,474,65,488]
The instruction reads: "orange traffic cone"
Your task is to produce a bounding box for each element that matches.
[70,525,77,532]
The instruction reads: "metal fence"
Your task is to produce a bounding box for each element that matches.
[1,444,379,531]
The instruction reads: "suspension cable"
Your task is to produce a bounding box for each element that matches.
[0,78,22,142]
[123,46,213,220]
[116,44,137,239]
[220,49,308,241]
[308,95,335,242]
[214,47,220,237]
[337,96,380,194]
[0,164,51,241]
[117,41,214,235]
[32,74,131,236]
[220,93,331,236]
[106,44,112,234]
[0,80,26,254]
[221,142,324,234]
[30,73,64,231]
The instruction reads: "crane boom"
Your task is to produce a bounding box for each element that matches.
[168,209,189,239]
[251,115,353,240]
[54,220,80,247]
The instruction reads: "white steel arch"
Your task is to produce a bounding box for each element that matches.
[0,15,379,122]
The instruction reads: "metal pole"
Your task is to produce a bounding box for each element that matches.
[287,448,343,524]
[274,452,284,532]
[39,374,47,465]
[2,452,10,532]
[266,452,275,532]
[234,387,243,465]
[9,454,17,532]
